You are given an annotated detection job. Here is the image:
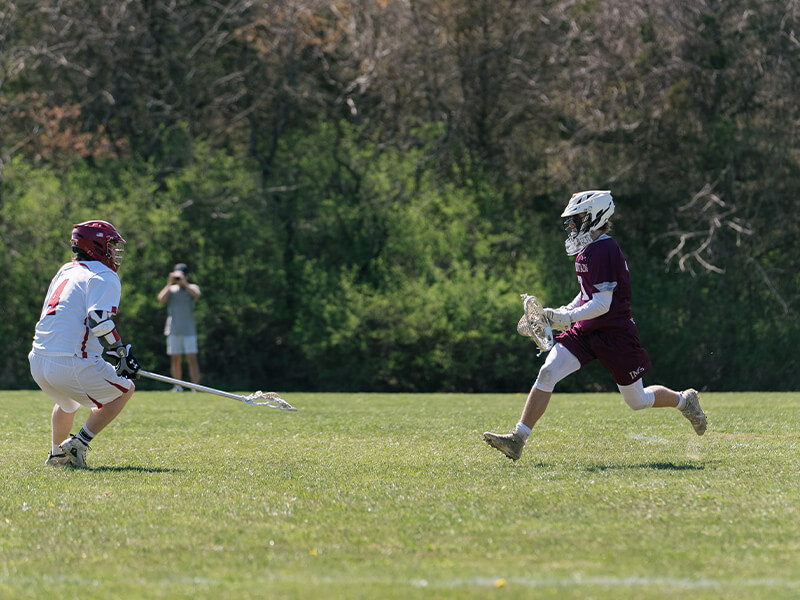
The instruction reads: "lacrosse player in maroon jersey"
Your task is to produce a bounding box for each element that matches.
[29,220,140,468]
[484,191,706,461]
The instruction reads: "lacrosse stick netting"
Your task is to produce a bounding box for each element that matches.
[516,294,554,356]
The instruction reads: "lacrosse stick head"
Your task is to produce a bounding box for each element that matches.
[244,391,297,410]
[517,294,554,356]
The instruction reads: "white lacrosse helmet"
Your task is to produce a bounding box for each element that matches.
[560,190,615,256]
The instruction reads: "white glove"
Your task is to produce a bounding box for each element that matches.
[544,307,572,331]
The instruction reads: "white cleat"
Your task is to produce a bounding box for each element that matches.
[60,436,90,468]
[44,452,71,467]
[681,389,707,436]
[483,431,525,461]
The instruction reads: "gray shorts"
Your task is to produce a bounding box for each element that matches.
[166,334,198,356]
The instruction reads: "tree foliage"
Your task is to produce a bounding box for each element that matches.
[1,0,798,391]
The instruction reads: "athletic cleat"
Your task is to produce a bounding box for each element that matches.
[60,436,90,468]
[483,431,525,461]
[171,384,183,392]
[681,389,707,436]
[44,451,70,467]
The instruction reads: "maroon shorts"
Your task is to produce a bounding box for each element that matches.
[556,322,651,386]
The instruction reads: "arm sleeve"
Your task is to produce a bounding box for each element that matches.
[563,293,582,311]
[568,290,613,322]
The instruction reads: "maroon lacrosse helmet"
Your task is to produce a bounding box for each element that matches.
[71,220,126,272]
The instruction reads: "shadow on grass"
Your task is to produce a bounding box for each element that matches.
[91,465,184,474]
[585,461,709,472]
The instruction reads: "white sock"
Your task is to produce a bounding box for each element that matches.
[676,392,686,411]
[76,425,96,446]
[51,443,61,455]
[514,422,532,441]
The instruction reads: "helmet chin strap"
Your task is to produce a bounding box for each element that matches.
[580,212,593,233]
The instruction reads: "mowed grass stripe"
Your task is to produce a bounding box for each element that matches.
[1,391,798,600]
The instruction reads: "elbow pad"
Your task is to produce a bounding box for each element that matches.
[88,309,121,348]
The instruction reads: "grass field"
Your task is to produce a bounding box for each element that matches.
[1,390,799,599]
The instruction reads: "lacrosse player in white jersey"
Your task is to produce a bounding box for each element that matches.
[29,220,141,468]
[484,191,707,461]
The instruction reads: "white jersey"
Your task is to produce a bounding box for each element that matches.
[32,260,122,358]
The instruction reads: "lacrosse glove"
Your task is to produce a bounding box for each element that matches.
[113,344,141,379]
[544,307,572,331]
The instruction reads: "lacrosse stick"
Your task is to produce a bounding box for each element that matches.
[137,370,297,410]
[516,294,554,356]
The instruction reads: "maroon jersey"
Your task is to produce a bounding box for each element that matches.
[573,235,633,333]
[555,234,651,385]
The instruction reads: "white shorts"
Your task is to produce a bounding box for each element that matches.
[28,351,133,413]
[166,334,198,356]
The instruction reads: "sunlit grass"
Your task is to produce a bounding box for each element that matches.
[1,390,798,599]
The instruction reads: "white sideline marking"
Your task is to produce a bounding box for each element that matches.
[627,433,670,444]
[411,575,800,590]
[6,574,798,590]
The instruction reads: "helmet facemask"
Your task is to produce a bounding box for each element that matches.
[108,239,125,270]
[563,213,594,256]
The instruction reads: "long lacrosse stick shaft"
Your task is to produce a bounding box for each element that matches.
[137,370,296,410]
[139,370,245,399]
